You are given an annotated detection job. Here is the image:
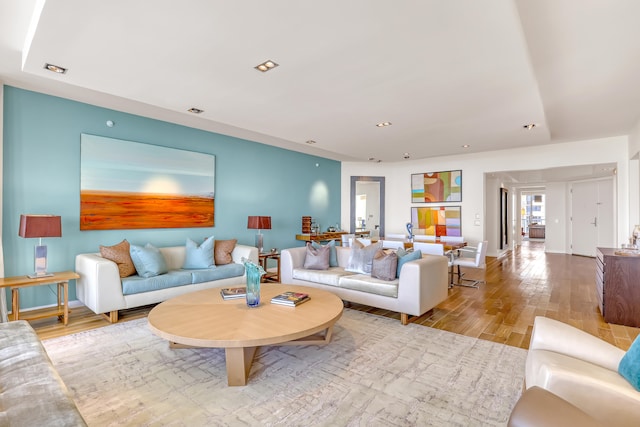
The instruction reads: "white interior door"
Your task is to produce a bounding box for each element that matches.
[571,179,614,256]
[596,180,615,248]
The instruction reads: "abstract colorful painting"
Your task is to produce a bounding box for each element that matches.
[411,170,462,203]
[411,206,461,237]
[80,134,215,230]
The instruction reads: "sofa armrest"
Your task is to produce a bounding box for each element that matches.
[397,254,448,315]
[529,316,625,372]
[231,244,259,265]
[75,253,126,314]
[508,387,604,427]
[281,247,307,283]
[526,350,640,426]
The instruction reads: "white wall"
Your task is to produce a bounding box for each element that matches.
[342,135,630,257]
[484,176,500,255]
[630,158,639,230]
[628,118,640,228]
[544,182,568,253]
[629,118,640,159]
[0,83,7,321]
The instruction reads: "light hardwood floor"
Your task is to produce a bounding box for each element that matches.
[29,240,639,350]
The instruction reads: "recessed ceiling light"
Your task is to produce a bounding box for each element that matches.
[187,108,204,114]
[376,122,392,127]
[462,144,470,148]
[403,153,410,159]
[44,63,67,74]
[305,140,316,145]
[255,60,279,73]
[523,123,537,130]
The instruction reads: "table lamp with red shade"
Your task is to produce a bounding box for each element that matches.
[18,214,62,278]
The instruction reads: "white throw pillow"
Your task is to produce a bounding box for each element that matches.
[345,240,383,274]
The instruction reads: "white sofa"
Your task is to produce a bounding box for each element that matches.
[0,320,87,425]
[281,245,449,325]
[525,316,640,427]
[76,244,258,322]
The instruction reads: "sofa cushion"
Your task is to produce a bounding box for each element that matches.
[304,244,330,270]
[619,334,640,391]
[214,239,237,265]
[182,236,215,269]
[130,243,169,278]
[396,248,422,278]
[371,249,398,281]
[311,240,338,267]
[99,239,136,278]
[345,240,382,274]
[292,267,355,287]
[339,274,399,298]
[121,270,193,295]
[189,263,245,283]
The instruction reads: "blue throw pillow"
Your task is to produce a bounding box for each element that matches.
[396,249,422,278]
[130,243,168,278]
[182,236,215,269]
[311,240,338,267]
[619,334,640,391]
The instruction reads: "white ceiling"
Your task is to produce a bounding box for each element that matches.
[1,0,639,173]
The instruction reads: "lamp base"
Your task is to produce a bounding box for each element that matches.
[32,244,50,278]
[27,272,54,279]
[255,233,264,254]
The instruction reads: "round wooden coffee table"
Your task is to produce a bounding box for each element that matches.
[148,284,344,386]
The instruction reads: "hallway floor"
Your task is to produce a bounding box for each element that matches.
[353,240,639,350]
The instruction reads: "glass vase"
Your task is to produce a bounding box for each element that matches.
[243,258,265,308]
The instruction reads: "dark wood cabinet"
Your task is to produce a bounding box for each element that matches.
[529,225,545,238]
[596,248,640,327]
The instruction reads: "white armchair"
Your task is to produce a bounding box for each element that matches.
[384,233,406,241]
[526,316,640,427]
[341,233,355,247]
[413,235,436,242]
[413,242,445,256]
[451,240,487,288]
[440,235,465,244]
[413,242,454,287]
[381,240,405,250]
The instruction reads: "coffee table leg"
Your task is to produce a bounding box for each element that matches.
[225,346,258,386]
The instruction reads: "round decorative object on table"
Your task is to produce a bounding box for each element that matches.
[614,249,640,256]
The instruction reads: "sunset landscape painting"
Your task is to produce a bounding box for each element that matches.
[80,134,215,230]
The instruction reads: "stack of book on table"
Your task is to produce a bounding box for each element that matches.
[271,291,310,306]
[220,287,246,300]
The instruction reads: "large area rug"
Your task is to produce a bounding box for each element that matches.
[43,309,527,426]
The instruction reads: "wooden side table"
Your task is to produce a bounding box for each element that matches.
[258,252,280,283]
[0,271,79,326]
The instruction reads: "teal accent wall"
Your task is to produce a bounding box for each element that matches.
[2,86,341,310]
